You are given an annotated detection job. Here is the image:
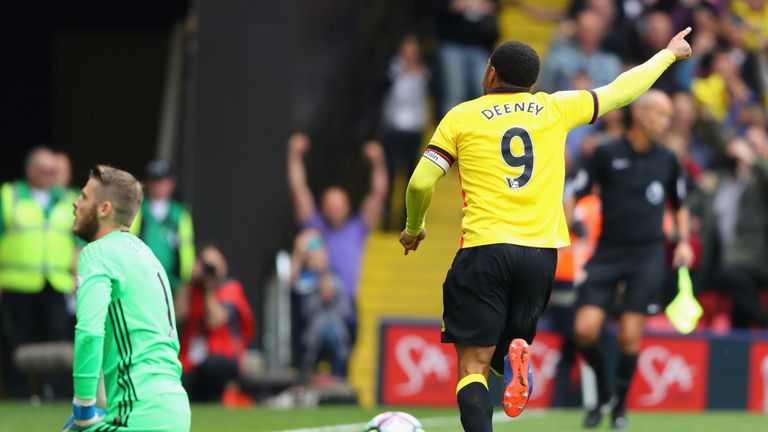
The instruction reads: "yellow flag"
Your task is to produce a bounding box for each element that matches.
[665,267,703,334]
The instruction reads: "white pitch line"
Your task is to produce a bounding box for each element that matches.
[276,409,546,432]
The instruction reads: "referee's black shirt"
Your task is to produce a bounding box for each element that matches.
[573,138,686,245]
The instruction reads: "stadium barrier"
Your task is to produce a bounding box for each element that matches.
[377,319,768,412]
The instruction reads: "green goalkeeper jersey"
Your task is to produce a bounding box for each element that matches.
[74,230,186,417]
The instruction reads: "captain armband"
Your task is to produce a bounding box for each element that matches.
[422,145,455,173]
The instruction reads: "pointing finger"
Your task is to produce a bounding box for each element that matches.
[676,27,692,40]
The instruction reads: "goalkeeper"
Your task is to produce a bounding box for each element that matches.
[63,165,190,431]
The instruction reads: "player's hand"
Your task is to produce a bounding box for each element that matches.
[362,141,385,164]
[400,228,426,255]
[61,400,105,432]
[666,27,693,61]
[672,240,694,268]
[288,133,310,157]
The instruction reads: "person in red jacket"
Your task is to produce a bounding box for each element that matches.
[175,245,255,404]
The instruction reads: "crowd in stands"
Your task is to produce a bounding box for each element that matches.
[542,0,768,332]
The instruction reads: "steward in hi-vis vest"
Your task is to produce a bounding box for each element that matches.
[130,160,194,293]
[0,147,78,399]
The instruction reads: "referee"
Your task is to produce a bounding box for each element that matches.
[571,90,694,429]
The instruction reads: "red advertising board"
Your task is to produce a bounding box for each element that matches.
[627,338,709,411]
[380,323,457,405]
[747,341,768,413]
[379,322,562,407]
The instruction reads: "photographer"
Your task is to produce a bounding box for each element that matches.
[176,245,255,403]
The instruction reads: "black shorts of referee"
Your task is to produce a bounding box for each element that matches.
[576,241,666,316]
[441,243,557,375]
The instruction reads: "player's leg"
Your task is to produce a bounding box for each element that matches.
[441,246,508,432]
[455,344,496,432]
[490,245,556,418]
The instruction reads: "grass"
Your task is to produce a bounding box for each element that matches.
[0,403,764,431]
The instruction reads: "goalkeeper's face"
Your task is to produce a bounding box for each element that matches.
[72,179,102,243]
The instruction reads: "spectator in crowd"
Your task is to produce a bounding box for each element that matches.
[176,245,255,404]
[568,0,637,61]
[286,133,388,334]
[731,0,768,52]
[432,0,499,115]
[0,146,77,398]
[636,11,684,94]
[666,91,719,177]
[689,133,768,328]
[131,160,195,293]
[290,228,351,380]
[381,34,430,230]
[538,8,622,93]
[693,49,756,127]
[722,14,764,101]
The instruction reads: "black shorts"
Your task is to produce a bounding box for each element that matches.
[577,242,666,315]
[441,244,557,374]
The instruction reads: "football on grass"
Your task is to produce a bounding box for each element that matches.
[364,411,425,432]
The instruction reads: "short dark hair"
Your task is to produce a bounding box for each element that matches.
[90,165,144,226]
[490,41,540,89]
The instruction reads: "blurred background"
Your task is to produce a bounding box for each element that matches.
[2,0,768,421]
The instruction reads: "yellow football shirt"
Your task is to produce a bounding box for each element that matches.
[425,87,598,249]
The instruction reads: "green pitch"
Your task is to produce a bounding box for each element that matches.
[0,403,764,431]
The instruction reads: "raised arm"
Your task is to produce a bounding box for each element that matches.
[359,141,389,229]
[594,27,692,117]
[286,133,316,224]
